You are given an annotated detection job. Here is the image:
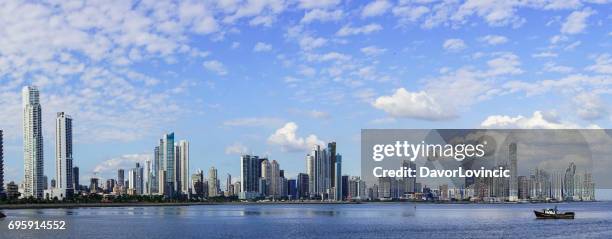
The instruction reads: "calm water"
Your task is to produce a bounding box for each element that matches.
[1,202,612,238]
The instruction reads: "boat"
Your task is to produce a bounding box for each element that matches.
[534,206,574,219]
[0,212,5,218]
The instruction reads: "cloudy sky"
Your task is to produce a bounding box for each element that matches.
[0,0,611,186]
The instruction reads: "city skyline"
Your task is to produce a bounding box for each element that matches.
[0,1,611,196]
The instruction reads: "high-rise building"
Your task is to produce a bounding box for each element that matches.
[90,178,99,193]
[23,86,45,199]
[297,173,309,199]
[158,170,167,196]
[225,173,232,193]
[129,163,144,195]
[306,153,315,196]
[270,160,281,198]
[55,112,73,198]
[43,175,48,190]
[328,142,337,189]
[145,159,151,195]
[334,154,342,201]
[0,130,4,196]
[306,144,332,199]
[508,142,518,202]
[117,169,125,187]
[152,145,160,194]
[72,166,80,192]
[178,140,189,194]
[6,181,19,199]
[192,169,204,197]
[287,179,297,199]
[341,175,349,201]
[106,179,116,193]
[161,133,175,196]
[240,155,264,199]
[208,167,219,197]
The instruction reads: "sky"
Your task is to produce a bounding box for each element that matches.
[0,0,611,190]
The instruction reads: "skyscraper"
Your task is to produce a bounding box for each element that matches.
[23,86,44,199]
[226,173,232,193]
[261,159,271,196]
[297,173,309,199]
[270,160,280,198]
[192,169,204,197]
[160,133,175,196]
[208,167,219,197]
[130,163,144,195]
[240,155,264,199]
[334,154,342,201]
[117,169,125,187]
[509,142,518,202]
[328,142,337,189]
[0,130,4,196]
[306,144,332,199]
[55,112,73,198]
[178,140,189,194]
[72,166,79,192]
[145,159,151,195]
[152,145,160,194]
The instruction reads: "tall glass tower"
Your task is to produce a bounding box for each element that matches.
[23,86,44,199]
[55,112,74,197]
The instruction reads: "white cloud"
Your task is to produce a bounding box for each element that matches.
[223,117,285,127]
[253,42,273,52]
[573,92,607,120]
[289,108,330,119]
[93,154,151,179]
[362,0,392,18]
[223,0,285,24]
[249,15,276,27]
[372,88,456,120]
[299,36,327,51]
[225,142,249,155]
[298,0,340,9]
[372,53,522,121]
[485,52,523,76]
[443,38,467,51]
[532,51,558,58]
[481,111,599,129]
[336,23,383,36]
[561,8,595,34]
[452,0,526,27]
[586,54,612,74]
[360,46,387,56]
[267,122,323,152]
[301,9,343,24]
[392,5,430,24]
[478,35,508,45]
[543,62,573,73]
[203,60,228,75]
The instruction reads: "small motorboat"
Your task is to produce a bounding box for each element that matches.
[534,206,574,219]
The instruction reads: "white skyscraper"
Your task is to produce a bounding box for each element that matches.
[270,160,280,198]
[23,86,44,199]
[209,167,219,197]
[145,159,151,195]
[178,140,190,194]
[509,142,518,202]
[55,112,73,197]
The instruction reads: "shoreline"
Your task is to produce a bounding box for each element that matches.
[0,200,602,210]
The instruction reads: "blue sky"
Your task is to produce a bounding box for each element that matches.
[0,0,611,188]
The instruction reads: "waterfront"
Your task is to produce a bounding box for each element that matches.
[1,202,612,238]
